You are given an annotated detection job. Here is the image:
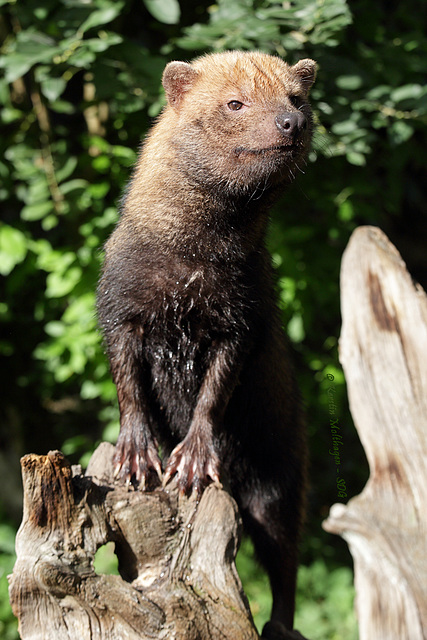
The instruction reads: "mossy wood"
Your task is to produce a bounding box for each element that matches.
[324,226,427,639]
[9,443,258,640]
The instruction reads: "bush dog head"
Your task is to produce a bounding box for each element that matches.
[159,51,316,192]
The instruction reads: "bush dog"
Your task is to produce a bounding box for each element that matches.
[97,50,316,639]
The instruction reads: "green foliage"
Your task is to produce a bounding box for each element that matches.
[144,0,181,24]
[1,0,426,636]
[237,538,357,638]
[93,541,120,576]
[177,0,352,52]
[295,560,358,640]
[0,522,18,640]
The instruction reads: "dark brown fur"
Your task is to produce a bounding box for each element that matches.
[97,51,316,639]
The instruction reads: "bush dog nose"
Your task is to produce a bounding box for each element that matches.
[275,111,307,139]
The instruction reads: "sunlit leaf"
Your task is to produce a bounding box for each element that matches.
[0,225,27,275]
[21,201,54,221]
[143,0,181,24]
[40,77,67,102]
[46,266,82,298]
[335,75,363,90]
[79,3,125,33]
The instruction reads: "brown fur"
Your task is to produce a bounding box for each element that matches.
[97,51,316,639]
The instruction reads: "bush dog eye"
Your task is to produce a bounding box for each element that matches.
[227,100,244,110]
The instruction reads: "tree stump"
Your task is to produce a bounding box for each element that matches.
[323,226,427,639]
[9,443,258,640]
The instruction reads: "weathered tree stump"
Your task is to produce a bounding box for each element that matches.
[324,226,427,639]
[9,443,258,639]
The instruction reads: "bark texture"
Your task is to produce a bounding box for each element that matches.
[324,226,427,639]
[9,443,258,640]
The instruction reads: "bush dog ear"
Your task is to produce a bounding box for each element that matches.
[291,58,317,93]
[162,61,200,108]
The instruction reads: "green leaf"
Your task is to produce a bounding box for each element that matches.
[55,157,78,184]
[1,107,24,123]
[0,225,28,275]
[84,34,123,53]
[287,314,305,343]
[335,75,363,90]
[81,379,103,399]
[36,249,75,274]
[49,100,76,114]
[143,0,181,24]
[67,46,96,68]
[346,151,366,166]
[44,321,66,338]
[40,77,67,102]
[390,121,414,144]
[59,179,89,195]
[92,155,111,172]
[337,200,354,222]
[42,214,59,231]
[46,266,82,298]
[279,277,297,306]
[21,200,54,221]
[111,145,137,164]
[331,119,358,136]
[79,3,125,34]
[89,182,110,199]
[391,83,423,104]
